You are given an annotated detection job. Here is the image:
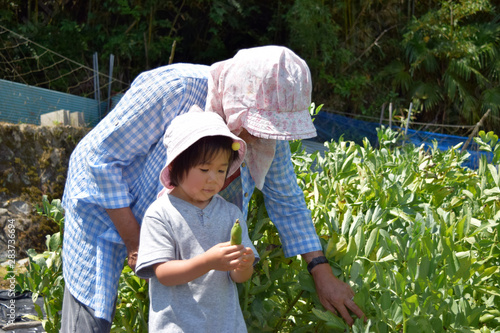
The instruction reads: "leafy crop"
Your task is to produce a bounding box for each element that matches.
[111,265,149,332]
[13,196,149,333]
[15,195,64,333]
[14,127,500,332]
[240,127,499,332]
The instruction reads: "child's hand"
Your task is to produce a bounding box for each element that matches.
[204,241,245,271]
[229,247,255,283]
[234,247,255,271]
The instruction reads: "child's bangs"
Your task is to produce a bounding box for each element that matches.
[196,138,232,165]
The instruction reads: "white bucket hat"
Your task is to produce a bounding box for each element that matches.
[159,105,247,189]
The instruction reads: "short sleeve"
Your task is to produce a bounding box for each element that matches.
[136,200,177,279]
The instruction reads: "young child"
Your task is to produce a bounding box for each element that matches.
[135,106,258,332]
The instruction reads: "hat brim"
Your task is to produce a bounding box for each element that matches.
[244,108,317,141]
[159,136,245,190]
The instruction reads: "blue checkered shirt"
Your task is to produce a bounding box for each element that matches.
[62,63,321,322]
[219,140,321,256]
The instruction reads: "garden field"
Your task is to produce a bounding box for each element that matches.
[11,127,500,333]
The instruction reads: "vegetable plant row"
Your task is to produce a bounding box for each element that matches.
[243,128,499,332]
[13,128,500,333]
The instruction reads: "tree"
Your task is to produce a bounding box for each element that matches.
[398,0,500,130]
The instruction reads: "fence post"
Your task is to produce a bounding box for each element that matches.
[107,54,115,116]
[379,102,386,125]
[93,52,101,120]
[405,102,413,135]
[389,103,393,129]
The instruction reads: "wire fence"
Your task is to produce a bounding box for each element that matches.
[0,24,129,125]
[313,110,493,169]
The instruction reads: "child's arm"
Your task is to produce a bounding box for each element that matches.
[153,242,246,286]
[230,247,255,283]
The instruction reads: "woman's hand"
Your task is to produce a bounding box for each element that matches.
[303,251,366,326]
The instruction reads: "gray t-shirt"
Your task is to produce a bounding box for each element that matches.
[136,194,258,333]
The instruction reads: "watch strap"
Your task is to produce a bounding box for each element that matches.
[307,256,329,274]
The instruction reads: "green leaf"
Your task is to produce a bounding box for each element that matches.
[379,290,392,311]
[341,207,353,236]
[313,179,320,205]
[389,208,414,225]
[487,164,499,186]
[325,232,347,262]
[365,228,379,257]
[298,270,316,293]
[407,315,433,332]
[354,226,365,256]
[451,251,472,282]
[350,260,363,282]
[47,232,62,252]
[477,266,499,283]
[33,301,44,319]
[340,237,357,266]
[349,215,364,238]
[394,271,406,295]
[402,294,419,315]
[416,255,430,281]
[312,308,346,330]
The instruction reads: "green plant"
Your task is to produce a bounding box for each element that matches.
[308,102,323,121]
[240,128,500,332]
[111,265,149,332]
[474,130,500,165]
[14,195,150,332]
[15,195,64,333]
[15,127,500,332]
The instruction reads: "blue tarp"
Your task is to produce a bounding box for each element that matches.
[312,111,493,169]
[314,111,380,146]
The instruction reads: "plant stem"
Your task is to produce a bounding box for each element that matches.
[242,280,250,314]
[273,290,304,332]
[490,231,498,258]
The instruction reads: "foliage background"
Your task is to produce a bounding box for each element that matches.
[1,0,499,134]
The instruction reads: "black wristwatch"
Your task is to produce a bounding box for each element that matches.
[307,256,329,274]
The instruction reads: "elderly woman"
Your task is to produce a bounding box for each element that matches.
[61,45,364,333]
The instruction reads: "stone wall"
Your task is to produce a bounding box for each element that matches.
[0,122,90,259]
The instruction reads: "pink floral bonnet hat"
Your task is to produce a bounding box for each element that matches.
[159,105,247,189]
[205,45,317,140]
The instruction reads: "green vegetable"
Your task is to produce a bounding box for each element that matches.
[230,219,242,245]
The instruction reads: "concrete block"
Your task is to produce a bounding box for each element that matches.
[70,112,85,127]
[40,110,70,126]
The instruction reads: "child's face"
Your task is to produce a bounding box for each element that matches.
[170,150,230,209]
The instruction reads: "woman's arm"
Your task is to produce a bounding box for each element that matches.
[261,140,322,257]
[106,207,141,270]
